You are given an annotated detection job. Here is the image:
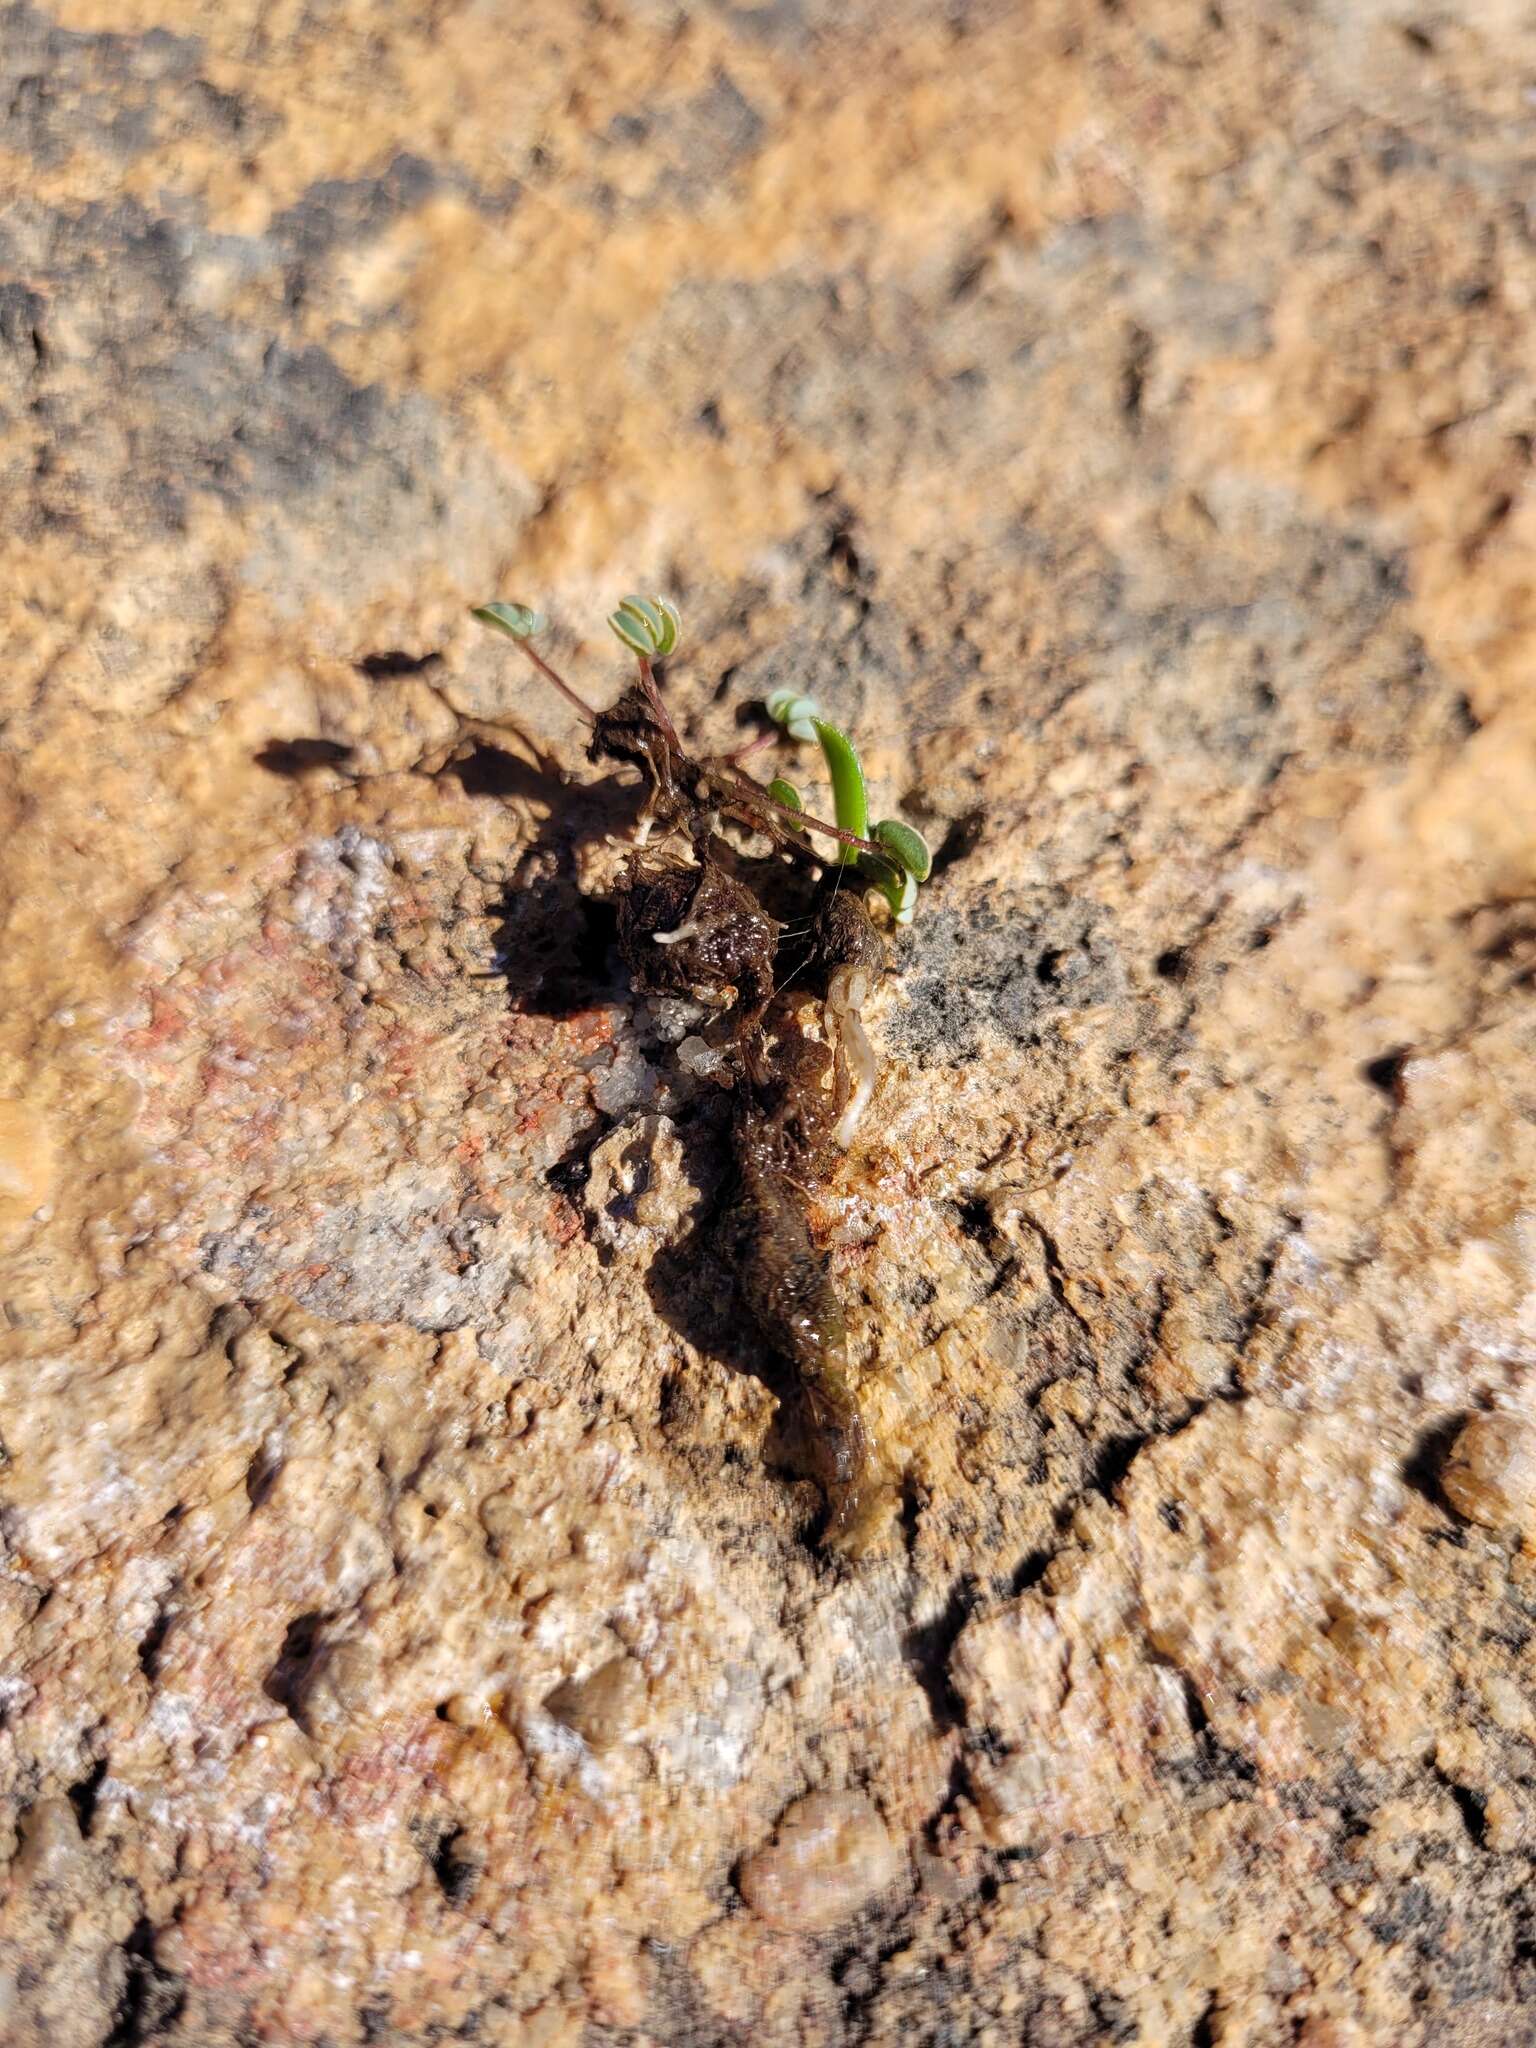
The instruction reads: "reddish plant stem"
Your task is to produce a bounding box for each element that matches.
[636,655,684,754]
[513,640,599,722]
[722,764,884,858]
[724,728,777,764]
[513,638,881,859]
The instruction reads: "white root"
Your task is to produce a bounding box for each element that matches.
[652,921,703,946]
[827,965,876,1149]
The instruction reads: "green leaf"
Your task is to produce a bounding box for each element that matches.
[472,601,546,640]
[766,777,804,813]
[622,595,666,641]
[609,594,683,658]
[608,606,651,655]
[606,606,651,655]
[811,718,869,864]
[858,848,918,924]
[856,847,904,889]
[874,817,932,883]
[766,689,819,743]
[885,866,920,925]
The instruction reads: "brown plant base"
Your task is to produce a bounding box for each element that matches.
[598,698,895,1548]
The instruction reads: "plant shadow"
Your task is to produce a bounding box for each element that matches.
[255,724,643,1018]
[253,722,828,1523]
[642,1111,832,1532]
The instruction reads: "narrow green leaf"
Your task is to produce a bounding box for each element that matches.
[811,717,869,863]
[874,817,932,883]
[652,596,681,657]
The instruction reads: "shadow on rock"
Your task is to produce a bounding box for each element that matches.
[255,736,356,775]
[442,739,643,1018]
[253,728,645,1017]
[643,1112,831,1533]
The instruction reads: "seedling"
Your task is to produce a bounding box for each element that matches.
[607,594,681,659]
[473,597,931,917]
[764,688,930,923]
[470,592,922,1550]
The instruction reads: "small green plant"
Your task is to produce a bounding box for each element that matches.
[472,597,931,925]
[765,689,930,924]
[606,594,681,659]
[473,601,545,639]
[469,588,930,1549]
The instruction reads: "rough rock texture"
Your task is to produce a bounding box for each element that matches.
[2,1,1536,2043]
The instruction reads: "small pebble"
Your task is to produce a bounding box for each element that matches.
[1441,1414,1536,1537]
[545,1655,645,1751]
[737,1791,901,1932]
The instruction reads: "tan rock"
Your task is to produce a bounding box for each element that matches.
[12,1799,84,1888]
[0,1100,53,1236]
[1441,1414,1536,1536]
[545,1655,647,1752]
[737,1792,902,1932]
[949,1589,1187,1847]
[3,0,1536,2039]
[688,1916,812,2027]
[1480,1785,1528,1854]
[583,1114,699,1257]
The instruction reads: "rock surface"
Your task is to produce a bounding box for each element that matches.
[736,1791,901,1934]
[3,0,1536,2043]
[1442,1414,1536,1538]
